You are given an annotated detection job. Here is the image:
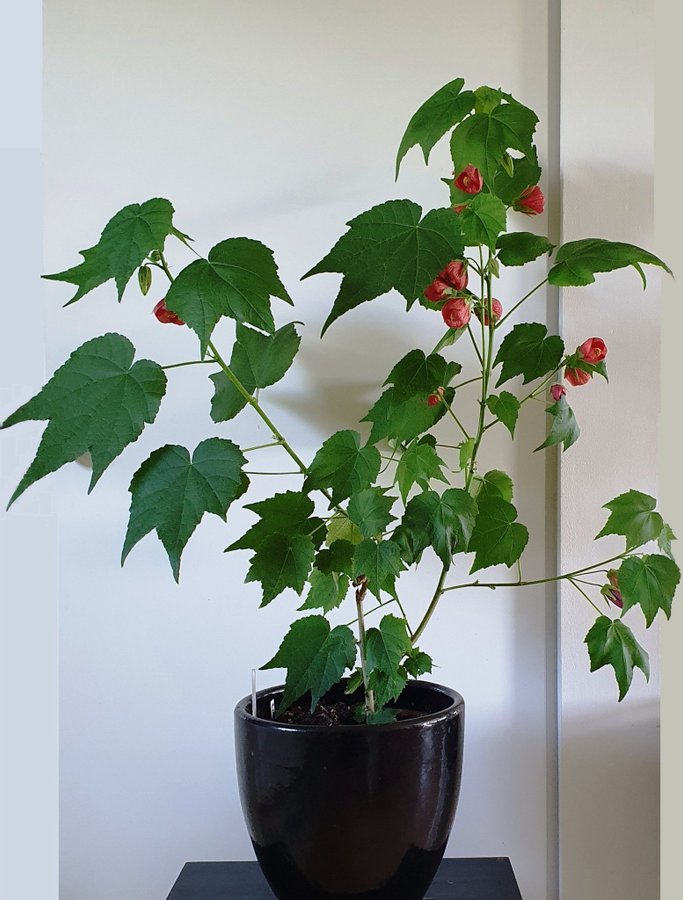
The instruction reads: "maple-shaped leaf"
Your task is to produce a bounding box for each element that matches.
[494,323,564,387]
[44,198,175,303]
[210,322,300,422]
[122,438,247,581]
[304,430,381,505]
[474,470,514,504]
[486,391,520,438]
[535,397,580,452]
[400,488,478,567]
[385,349,461,400]
[617,554,680,627]
[226,490,325,553]
[314,539,356,577]
[458,193,507,249]
[450,98,538,184]
[325,513,364,547]
[468,495,529,573]
[404,647,433,678]
[585,616,650,701]
[165,238,292,353]
[496,231,554,266]
[395,78,475,176]
[368,667,409,710]
[353,539,406,600]
[596,490,665,550]
[395,435,449,502]
[262,616,357,712]
[347,487,397,538]
[3,333,166,507]
[658,524,677,560]
[246,532,316,606]
[366,613,413,708]
[303,200,465,334]
[548,239,671,288]
[490,153,542,206]
[298,568,350,613]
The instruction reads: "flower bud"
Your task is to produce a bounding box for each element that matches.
[550,384,566,402]
[453,164,484,195]
[441,297,471,329]
[577,337,607,364]
[452,204,467,215]
[423,278,450,303]
[153,298,185,326]
[439,260,468,291]
[601,570,623,608]
[564,366,591,387]
[513,184,544,215]
[474,298,503,326]
[427,393,441,407]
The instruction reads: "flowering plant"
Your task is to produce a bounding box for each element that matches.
[2,77,678,720]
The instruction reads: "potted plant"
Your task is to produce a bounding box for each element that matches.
[2,77,678,900]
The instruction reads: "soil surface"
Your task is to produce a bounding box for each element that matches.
[277,700,422,727]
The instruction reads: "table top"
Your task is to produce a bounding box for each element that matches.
[166,858,523,899]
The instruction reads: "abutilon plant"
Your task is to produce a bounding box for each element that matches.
[2,77,678,718]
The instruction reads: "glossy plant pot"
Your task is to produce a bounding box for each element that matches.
[234,679,465,900]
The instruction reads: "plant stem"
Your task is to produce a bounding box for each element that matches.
[162,359,217,370]
[497,278,549,327]
[243,440,284,453]
[354,578,375,714]
[567,577,604,616]
[411,563,449,644]
[441,396,471,441]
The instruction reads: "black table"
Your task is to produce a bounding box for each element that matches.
[166,859,523,899]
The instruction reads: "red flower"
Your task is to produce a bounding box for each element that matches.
[439,260,468,291]
[550,384,566,402]
[453,164,483,195]
[153,298,185,326]
[514,185,544,215]
[475,298,503,326]
[441,297,471,329]
[423,278,451,303]
[564,366,591,387]
[578,337,607,364]
[427,393,441,407]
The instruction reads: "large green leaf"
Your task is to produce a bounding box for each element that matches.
[474,469,514,503]
[298,568,350,613]
[303,200,465,334]
[458,193,507,249]
[210,322,300,422]
[365,614,413,708]
[227,490,325,552]
[585,616,650,701]
[246,532,316,606]
[468,495,529,573]
[548,239,671,288]
[347,487,396,538]
[385,350,460,401]
[491,154,542,205]
[401,488,478,567]
[44,198,175,303]
[353,539,406,599]
[494,323,564,387]
[617,554,680,627]
[596,490,665,550]
[362,386,454,445]
[314,539,356,577]
[122,438,247,581]
[304,430,381,505]
[395,435,449,502]
[165,238,292,353]
[535,397,580,452]
[395,79,475,176]
[496,231,554,266]
[3,333,166,506]
[486,391,520,438]
[450,100,538,184]
[262,616,357,712]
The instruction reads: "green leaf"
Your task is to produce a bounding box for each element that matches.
[474,86,503,115]
[165,237,292,353]
[210,322,300,422]
[325,513,364,546]
[367,667,408,709]
[535,397,580,452]
[345,668,365,695]
[122,438,247,582]
[405,648,433,678]
[617,555,680,627]
[353,539,406,599]
[491,153,542,206]
[658,524,677,560]
[450,100,538,183]
[486,391,520,438]
[494,322,564,387]
[395,436,448,502]
[304,430,381,505]
[304,201,465,334]
[548,238,672,288]
[475,469,514,503]
[363,385,455,445]
[3,333,166,506]
[44,198,175,304]
[385,350,460,401]
[262,616,357,712]
[403,488,478,567]
[395,78,475,177]
[227,490,324,552]
[366,614,413,673]
[458,193,507,249]
[468,495,529,573]
[347,487,397,538]
[366,707,399,725]
[596,490,665,550]
[457,438,475,472]
[246,532,316,606]
[298,568,350,613]
[585,616,650,701]
[496,232,554,266]
[315,539,356,577]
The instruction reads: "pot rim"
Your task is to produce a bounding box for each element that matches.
[234,678,464,734]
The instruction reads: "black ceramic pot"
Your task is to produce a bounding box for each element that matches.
[234,679,465,900]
